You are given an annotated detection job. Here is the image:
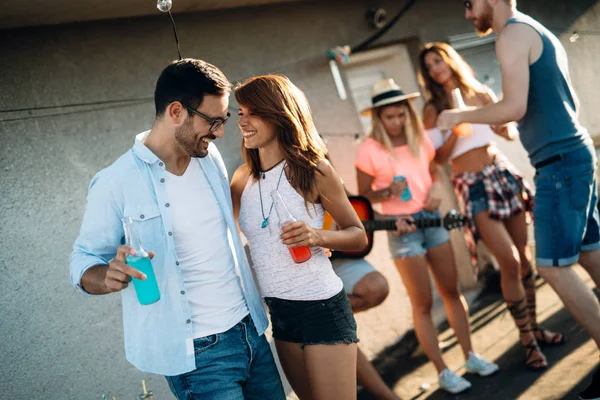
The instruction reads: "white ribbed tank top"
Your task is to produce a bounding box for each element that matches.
[238,161,343,300]
[427,124,496,160]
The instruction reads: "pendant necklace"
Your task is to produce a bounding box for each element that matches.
[258,160,286,229]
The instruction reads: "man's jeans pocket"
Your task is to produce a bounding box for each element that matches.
[194,334,219,355]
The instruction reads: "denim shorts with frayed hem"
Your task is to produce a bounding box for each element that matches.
[264,289,359,348]
[331,258,377,294]
[387,209,450,259]
[533,145,600,267]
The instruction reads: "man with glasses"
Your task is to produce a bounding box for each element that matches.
[437,1,600,398]
[182,102,230,136]
[70,58,285,400]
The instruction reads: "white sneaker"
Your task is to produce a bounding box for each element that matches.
[465,351,499,376]
[438,368,472,394]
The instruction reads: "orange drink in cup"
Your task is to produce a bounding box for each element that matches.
[451,88,472,137]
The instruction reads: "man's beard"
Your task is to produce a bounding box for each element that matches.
[476,22,493,37]
[474,6,494,36]
[174,120,212,158]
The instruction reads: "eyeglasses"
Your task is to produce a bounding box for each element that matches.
[182,103,231,133]
[463,0,472,10]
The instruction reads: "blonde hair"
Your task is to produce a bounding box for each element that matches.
[368,100,425,157]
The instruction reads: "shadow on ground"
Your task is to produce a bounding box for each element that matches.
[358,272,598,400]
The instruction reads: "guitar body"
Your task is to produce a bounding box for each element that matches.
[324,196,466,259]
[323,196,375,259]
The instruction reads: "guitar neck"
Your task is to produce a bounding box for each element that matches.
[363,218,442,232]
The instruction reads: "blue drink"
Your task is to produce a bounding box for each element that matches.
[393,176,412,201]
[126,255,160,305]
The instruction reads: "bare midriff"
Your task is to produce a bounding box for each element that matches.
[450,143,497,174]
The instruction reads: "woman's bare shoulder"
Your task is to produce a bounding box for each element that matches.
[423,101,439,129]
[231,164,252,195]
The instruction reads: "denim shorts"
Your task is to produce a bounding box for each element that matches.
[264,289,359,348]
[387,209,450,259]
[468,172,521,217]
[533,145,600,267]
[331,258,377,294]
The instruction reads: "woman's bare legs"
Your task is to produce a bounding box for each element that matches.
[275,340,358,400]
[304,343,358,400]
[426,241,473,360]
[503,211,564,345]
[475,212,546,368]
[275,340,314,400]
[394,254,448,373]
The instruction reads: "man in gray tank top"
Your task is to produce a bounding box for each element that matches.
[437,1,600,398]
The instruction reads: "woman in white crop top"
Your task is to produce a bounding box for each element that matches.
[419,42,565,371]
[230,75,367,400]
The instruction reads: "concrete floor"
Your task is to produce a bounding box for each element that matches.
[357,265,599,400]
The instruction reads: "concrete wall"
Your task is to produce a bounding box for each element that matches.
[1,0,598,398]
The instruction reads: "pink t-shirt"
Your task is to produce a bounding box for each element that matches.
[355,136,435,215]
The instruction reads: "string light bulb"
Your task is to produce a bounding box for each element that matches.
[157,0,172,12]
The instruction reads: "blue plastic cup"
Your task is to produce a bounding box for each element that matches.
[393,176,412,202]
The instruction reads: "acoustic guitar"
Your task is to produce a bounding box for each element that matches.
[323,196,466,259]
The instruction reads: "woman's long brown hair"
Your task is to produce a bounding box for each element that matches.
[418,42,484,113]
[235,74,327,203]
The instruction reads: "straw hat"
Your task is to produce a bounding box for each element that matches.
[360,78,421,116]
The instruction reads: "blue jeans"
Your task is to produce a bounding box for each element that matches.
[533,145,600,266]
[165,315,285,400]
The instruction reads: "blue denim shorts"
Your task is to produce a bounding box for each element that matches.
[387,209,450,259]
[533,145,600,267]
[331,258,377,294]
[264,289,359,348]
[468,172,521,217]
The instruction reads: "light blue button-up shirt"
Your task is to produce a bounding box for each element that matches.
[70,131,268,376]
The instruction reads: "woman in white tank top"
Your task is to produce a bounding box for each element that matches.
[419,42,565,371]
[230,75,367,400]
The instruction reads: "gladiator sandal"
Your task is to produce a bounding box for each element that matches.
[507,296,547,370]
[522,271,566,346]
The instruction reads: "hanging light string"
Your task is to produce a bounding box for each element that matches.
[2,0,599,123]
[168,10,182,60]
[157,0,182,60]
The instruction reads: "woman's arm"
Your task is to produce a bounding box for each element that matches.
[281,160,367,252]
[490,123,517,140]
[424,102,459,164]
[230,165,251,231]
[482,87,517,141]
[356,168,405,204]
[423,161,443,212]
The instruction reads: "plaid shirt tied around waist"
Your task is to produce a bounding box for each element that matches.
[452,155,534,265]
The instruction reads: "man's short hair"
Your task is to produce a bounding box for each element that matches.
[154,58,231,117]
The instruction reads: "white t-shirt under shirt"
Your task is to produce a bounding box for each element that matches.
[166,158,249,339]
